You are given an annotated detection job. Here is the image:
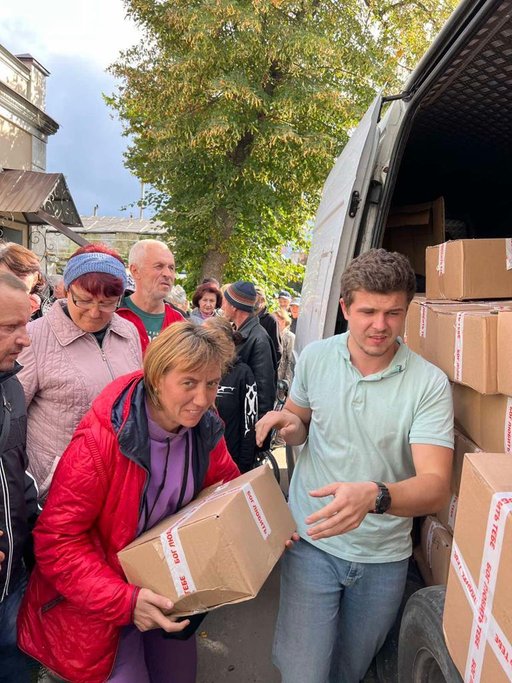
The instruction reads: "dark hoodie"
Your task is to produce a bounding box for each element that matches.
[0,363,39,602]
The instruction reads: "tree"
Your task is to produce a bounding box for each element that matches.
[108,0,457,288]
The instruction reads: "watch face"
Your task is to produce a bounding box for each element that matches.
[376,485,391,513]
[379,491,391,513]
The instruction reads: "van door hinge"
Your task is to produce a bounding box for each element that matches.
[349,191,361,218]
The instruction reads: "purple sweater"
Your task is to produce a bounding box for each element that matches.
[137,403,195,534]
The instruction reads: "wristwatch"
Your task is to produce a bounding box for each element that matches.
[370,482,391,514]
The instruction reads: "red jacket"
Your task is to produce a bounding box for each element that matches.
[17,371,239,683]
[116,301,184,353]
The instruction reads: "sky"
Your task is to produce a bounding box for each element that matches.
[0,0,144,217]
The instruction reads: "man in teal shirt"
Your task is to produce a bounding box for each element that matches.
[256,249,454,683]
[117,239,183,352]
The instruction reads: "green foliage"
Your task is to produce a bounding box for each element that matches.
[108,0,457,288]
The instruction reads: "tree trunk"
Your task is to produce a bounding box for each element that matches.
[200,207,235,284]
[200,248,230,284]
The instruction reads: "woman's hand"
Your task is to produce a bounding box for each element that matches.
[133,588,190,633]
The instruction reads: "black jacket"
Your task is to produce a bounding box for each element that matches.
[258,308,282,365]
[236,315,277,419]
[216,359,258,473]
[0,363,39,602]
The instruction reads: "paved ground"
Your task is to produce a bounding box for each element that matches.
[196,452,383,682]
[196,562,282,682]
[196,559,380,682]
[197,450,287,682]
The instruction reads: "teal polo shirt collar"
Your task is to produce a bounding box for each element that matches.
[340,332,409,381]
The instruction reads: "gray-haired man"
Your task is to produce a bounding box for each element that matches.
[0,273,38,683]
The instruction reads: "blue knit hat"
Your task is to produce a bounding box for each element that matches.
[63,253,127,289]
[223,281,257,312]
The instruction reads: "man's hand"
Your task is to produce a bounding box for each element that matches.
[133,588,190,633]
[0,530,4,571]
[305,482,378,540]
[255,409,307,447]
[285,531,301,550]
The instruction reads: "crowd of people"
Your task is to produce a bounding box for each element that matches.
[0,237,454,683]
[0,238,301,683]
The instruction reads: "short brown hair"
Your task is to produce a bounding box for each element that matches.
[203,315,243,347]
[0,242,41,290]
[340,249,416,307]
[192,283,222,309]
[144,321,235,409]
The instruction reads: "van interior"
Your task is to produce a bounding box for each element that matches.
[386,0,512,245]
[334,3,512,334]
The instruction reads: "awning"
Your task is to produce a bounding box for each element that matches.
[0,168,87,246]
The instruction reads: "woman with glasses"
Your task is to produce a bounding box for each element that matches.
[17,244,142,502]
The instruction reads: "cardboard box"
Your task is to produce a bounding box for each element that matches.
[118,466,296,616]
[426,238,512,300]
[420,516,453,586]
[383,197,445,277]
[436,429,481,533]
[451,429,482,495]
[407,299,512,393]
[436,495,458,535]
[403,296,426,354]
[443,453,512,682]
[452,383,512,453]
[498,311,512,396]
[405,299,512,394]
[413,544,434,587]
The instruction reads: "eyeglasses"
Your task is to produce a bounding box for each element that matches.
[70,289,120,312]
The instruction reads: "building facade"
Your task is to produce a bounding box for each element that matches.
[38,215,168,274]
[0,43,82,258]
[0,45,58,176]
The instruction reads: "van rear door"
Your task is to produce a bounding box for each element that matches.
[297,96,381,353]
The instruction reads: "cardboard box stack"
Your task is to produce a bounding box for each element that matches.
[426,238,512,300]
[404,234,512,679]
[118,466,296,616]
[405,237,512,578]
[443,454,512,682]
[405,299,512,394]
[498,311,512,395]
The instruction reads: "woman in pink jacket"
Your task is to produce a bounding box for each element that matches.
[17,243,142,501]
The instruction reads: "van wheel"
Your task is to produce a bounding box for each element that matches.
[398,585,462,683]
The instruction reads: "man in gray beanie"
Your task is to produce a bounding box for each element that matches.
[222,281,277,453]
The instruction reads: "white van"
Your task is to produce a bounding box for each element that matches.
[292,0,512,680]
